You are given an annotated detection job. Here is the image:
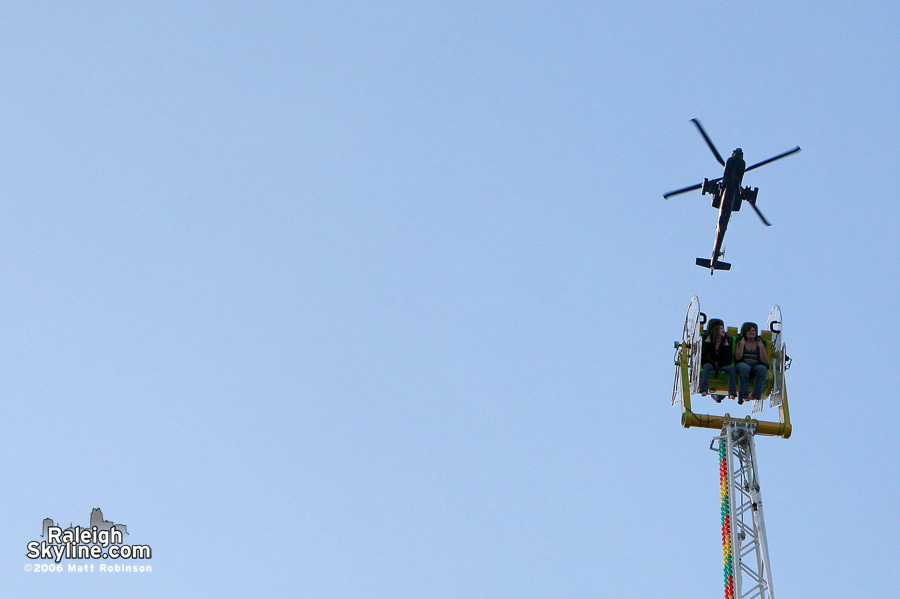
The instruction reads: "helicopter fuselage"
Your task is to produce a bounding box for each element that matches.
[699,153,746,273]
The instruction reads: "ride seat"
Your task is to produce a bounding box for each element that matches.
[705,328,774,399]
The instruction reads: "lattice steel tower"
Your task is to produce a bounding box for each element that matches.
[715,421,775,599]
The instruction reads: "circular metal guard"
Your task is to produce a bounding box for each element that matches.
[673,297,699,406]
[683,296,703,395]
[767,305,785,404]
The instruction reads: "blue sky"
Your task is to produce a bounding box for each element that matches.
[2,2,898,597]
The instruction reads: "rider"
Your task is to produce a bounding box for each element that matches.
[735,322,768,404]
[699,319,736,402]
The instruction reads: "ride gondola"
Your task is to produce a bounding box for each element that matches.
[671,296,792,438]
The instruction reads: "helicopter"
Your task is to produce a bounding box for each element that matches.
[663,119,800,274]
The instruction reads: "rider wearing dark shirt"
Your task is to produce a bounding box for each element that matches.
[699,319,736,400]
[702,335,732,370]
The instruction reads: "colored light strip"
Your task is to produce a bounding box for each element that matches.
[720,440,734,599]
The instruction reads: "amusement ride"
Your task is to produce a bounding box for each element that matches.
[667,120,798,599]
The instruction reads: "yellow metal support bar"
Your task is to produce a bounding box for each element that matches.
[676,341,792,439]
[681,410,791,438]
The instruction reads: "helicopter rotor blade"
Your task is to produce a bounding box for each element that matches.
[747,199,772,226]
[663,176,722,199]
[663,183,702,199]
[745,146,801,172]
[691,118,726,166]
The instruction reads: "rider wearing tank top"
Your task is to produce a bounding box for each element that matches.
[735,323,769,402]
